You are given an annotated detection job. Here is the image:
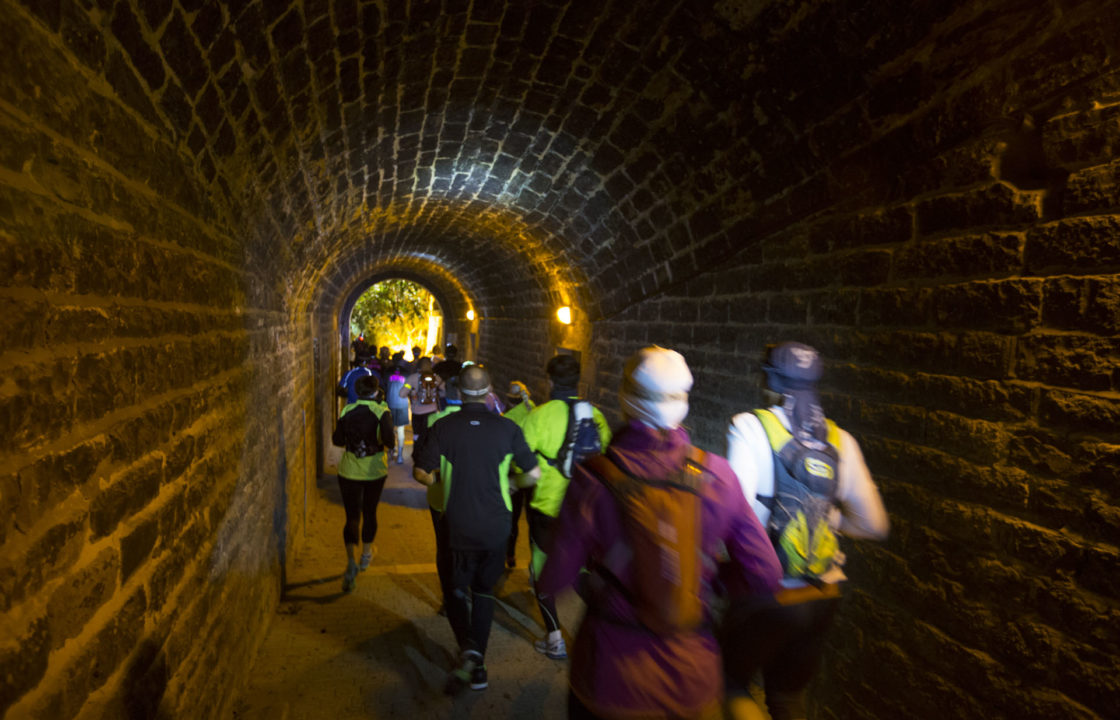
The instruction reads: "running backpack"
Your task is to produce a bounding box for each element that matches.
[417,372,439,405]
[334,404,383,458]
[552,400,602,479]
[386,372,408,410]
[753,409,841,582]
[586,448,711,634]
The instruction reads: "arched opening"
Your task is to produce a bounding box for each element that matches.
[315,269,486,480]
[346,279,444,362]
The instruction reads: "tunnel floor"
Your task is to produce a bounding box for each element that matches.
[232,438,580,720]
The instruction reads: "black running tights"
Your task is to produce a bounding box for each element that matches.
[337,475,387,545]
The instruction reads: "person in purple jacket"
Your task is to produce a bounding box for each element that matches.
[537,346,783,720]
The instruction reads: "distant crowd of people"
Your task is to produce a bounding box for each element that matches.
[331,338,888,719]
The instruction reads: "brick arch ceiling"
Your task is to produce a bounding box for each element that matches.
[93,0,746,323]
[300,204,587,324]
[313,250,473,329]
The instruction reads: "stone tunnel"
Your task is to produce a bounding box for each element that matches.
[1,0,1118,717]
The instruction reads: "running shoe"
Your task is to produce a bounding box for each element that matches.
[444,650,483,696]
[534,635,567,659]
[342,561,358,593]
[470,664,488,691]
[358,548,375,571]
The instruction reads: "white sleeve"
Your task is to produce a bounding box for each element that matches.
[834,430,889,540]
[726,412,776,527]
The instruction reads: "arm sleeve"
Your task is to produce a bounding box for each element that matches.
[835,430,890,540]
[593,408,613,448]
[379,408,396,450]
[726,412,774,523]
[331,417,345,447]
[717,469,784,596]
[520,404,543,452]
[511,425,539,473]
[537,467,599,596]
[415,419,441,472]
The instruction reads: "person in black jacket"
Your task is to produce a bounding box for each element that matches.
[413,365,540,695]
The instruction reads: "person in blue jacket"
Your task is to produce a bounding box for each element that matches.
[338,361,373,404]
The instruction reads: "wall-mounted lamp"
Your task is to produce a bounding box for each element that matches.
[466,309,476,321]
[556,306,572,325]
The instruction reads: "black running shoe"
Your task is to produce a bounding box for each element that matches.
[470,664,488,691]
[443,650,482,696]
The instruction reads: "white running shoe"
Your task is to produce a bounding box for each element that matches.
[534,635,567,659]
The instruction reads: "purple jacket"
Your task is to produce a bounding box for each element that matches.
[538,421,782,719]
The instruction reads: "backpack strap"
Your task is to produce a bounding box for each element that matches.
[580,454,643,625]
[752,409,840,507]
[541,398,579,466]
[340,403,384,455]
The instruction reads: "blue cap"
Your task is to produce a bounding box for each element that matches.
[763,342,827,445]
[763,342,823,393]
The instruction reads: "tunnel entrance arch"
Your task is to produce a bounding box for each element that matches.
[321,273,467,477]
[344,278,445,363]
[337,273,456,370]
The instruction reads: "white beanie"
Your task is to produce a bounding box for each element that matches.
[619,346,693,430]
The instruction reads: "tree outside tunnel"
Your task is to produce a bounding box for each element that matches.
[350,279,442,355]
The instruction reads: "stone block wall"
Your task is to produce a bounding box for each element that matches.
[0,5,311,719]
[2,0,1118,718]
[584,2,1120,718]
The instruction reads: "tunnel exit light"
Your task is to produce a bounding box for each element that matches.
[556,306,572,325]
[466,309,475,321]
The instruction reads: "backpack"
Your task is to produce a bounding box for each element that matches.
[585,448,711,634]
[386,372,408,410]
[753,409,841,582]
[417,372,439,405]
[335,404,383,458]
[550,400,602,479]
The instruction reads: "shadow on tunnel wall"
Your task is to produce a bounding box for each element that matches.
[273,408,290,591]
[121,640,170,720]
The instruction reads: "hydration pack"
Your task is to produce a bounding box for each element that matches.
[417,372,439,405]
[551,400,601,479]
[754,409,841,582]
[585,448,711,634]
[386,372,408,410]
[335,404,383,458]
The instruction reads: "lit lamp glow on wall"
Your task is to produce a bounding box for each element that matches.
[466,309,476,321]
[556,306,572,325]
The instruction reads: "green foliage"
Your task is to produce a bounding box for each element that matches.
[351,279,436,351]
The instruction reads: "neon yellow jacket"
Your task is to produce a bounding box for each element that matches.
[521,398,611,517]
[502,399,534,427]
[337,399,392,480]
